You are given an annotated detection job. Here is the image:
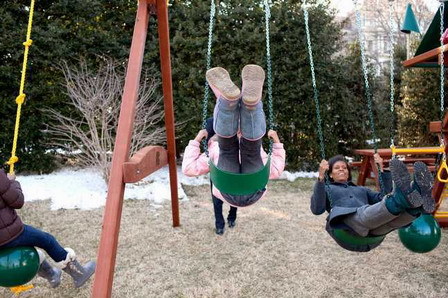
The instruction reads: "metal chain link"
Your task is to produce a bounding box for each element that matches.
[264,0,274,155]
[202,1,274,156]
[388,0,396,149]
[353,0,386,191]
[201,0,216,155]
[304,7,326,161]
[440,3,446,150]
[303,5,333,205]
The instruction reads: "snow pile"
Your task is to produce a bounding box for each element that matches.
[18,165,316,210]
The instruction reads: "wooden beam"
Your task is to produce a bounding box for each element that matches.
[432,128,448,220]
[443,109,448,130]
[156,0,180,227]
[435,216,448,228]
[429,121,442,133]
[402,45,448,67]
[123,146,168,183]
[92,1,150,297]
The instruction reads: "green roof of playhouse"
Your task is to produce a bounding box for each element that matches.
[403,3,448,68]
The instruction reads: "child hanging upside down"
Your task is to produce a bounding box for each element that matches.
[310,154,435,251]
[0,168,96,288]
[182,65,286,208]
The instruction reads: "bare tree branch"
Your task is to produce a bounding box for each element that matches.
[44,57,166,181]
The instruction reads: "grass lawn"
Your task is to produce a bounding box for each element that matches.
[1,177,447,298]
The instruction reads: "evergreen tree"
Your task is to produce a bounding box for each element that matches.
[0,0,137,172]
[0,0,398,172]
[398,67,441,147]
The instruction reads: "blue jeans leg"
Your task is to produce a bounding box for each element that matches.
[1,225,68,262]
[212,195,225,230]
[212,194,238,229]
[240,101,266,140]
[227,205,237,223]
[213,97,240,137]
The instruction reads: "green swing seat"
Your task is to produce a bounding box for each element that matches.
[0,246,40,287]
[209,158,271,196]
[333,229,386,246]
[202,0,275,199]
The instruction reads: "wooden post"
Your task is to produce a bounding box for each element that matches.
[92,0,179,296]
[91,2,150,297]
[156,0,180,227]
[356,156,370,186]
[432,113,448,227]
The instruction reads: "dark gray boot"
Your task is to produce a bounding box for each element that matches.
[63,259,96,288]
[413,161,436,213]
[390,159,423,209]
[37,260,62,288]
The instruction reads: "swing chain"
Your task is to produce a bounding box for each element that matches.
[264,0,274,154]
[303,5,335,206]
[304,7,326,161]
[440,2,447,159]
[388,0,396,148]
[353,0,386,191]
[201,0,216,155]
[354,3,378,152]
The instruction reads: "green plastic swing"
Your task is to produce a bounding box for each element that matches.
[0,247,40,287]
[333,229,385,246]
[303,4,389,250]
[202,0,274,197]
[209,158,271,196]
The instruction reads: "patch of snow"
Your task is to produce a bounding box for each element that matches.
[18,165,317,210]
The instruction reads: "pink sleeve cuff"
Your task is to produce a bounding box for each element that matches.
[189,140,201,147]
[273,143,284,149]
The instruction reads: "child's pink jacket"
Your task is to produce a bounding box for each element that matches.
[182,138,286,203]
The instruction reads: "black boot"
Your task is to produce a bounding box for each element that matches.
[390,159,423,209]
[63,259,96,288]
[413,161,436,213]
[37,260,62,288]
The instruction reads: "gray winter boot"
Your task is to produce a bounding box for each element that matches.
[413,161,436,213]
[63,259,96,288]
[389,159,423,208]
[37,260,62,288]
[58,248,96,288]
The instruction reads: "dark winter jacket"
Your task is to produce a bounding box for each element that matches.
[310,172,392,252]
[0,169,25,246]
[310,171,392,226]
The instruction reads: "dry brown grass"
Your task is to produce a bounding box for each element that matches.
[1,178,448,298]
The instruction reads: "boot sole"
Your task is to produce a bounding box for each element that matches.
[206,67,240,101]
[390,159,423,208]
[414,161,436,213]
[241,64,265,105]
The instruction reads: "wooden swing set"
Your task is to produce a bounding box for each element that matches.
[92,1,179,297]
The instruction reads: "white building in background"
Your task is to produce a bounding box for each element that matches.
[333,0,437,75]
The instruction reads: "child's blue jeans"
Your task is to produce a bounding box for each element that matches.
[0,224,68,262]
[212,194,237,230]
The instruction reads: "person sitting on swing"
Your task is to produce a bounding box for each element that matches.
[0,167,96,288]
[182,64,286,208]
[311,154,435,251]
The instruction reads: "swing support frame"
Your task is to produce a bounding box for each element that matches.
[92,1,179,297]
